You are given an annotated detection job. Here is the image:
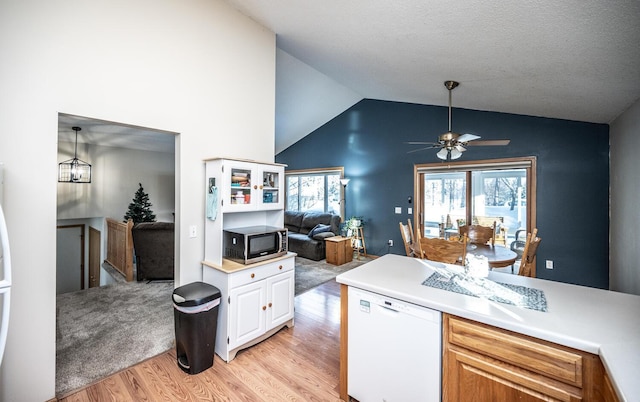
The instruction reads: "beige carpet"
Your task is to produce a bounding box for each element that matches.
[55,279,174,396]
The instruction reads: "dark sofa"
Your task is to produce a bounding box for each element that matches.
[131,222,175,281]
[284,211,341,261]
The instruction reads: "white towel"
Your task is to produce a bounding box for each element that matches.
[207,187,218,221]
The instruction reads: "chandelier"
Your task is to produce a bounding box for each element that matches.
[58,126,92,183]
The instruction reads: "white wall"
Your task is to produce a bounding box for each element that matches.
[0,0,276,400]
[275,49,363,154]
[58,143,176,289]
[58,142,176,222]
[610,98,640,295]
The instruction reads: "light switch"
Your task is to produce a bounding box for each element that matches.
[394,207,402,214]
[189,225,197,238]
[408,207,413,214]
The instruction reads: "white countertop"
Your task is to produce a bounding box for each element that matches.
[336,254,640,401]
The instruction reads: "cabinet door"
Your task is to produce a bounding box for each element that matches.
[255,165,284,210]
[223,160,257,212]
[228,280,266,349]
[445,346,582,402]
[266,270,294,330]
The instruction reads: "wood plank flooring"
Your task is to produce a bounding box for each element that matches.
[58,280,344,402]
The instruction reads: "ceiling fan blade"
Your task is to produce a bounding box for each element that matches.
[407,145,441,154]
[405,141,439,145]
[466,139,511,146]
[457,133,481,143]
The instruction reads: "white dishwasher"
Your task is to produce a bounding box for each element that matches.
[348,286,441,402]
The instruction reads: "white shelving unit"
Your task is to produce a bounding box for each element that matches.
[202,157,294,362]
[203,158,285,265]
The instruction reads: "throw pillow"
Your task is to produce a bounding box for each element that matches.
[308,223,332,238]
[313,231,336,241]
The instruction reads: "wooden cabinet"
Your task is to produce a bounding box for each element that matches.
[443,314,608,402]
[325,236,353,266]
[203,254,295,362]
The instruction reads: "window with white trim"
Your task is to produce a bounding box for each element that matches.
[285,168,344,217]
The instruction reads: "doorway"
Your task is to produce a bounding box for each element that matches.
[56,225,84,295]
[56,113,178,395]
[88,227,100,288]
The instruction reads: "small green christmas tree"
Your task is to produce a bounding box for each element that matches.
[124,183,156,223]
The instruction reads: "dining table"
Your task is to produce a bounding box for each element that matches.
[467,244,518,269]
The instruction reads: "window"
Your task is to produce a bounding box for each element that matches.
[285,168,344,217]
[415,157,536,245]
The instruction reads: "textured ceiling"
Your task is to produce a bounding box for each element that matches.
[58,114,176,154]
[58,2,640,154]
[225,0,640,152]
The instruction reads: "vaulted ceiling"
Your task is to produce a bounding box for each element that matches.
[224,0,640,153]
[59,1,640,155]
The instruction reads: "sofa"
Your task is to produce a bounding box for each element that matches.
[284,211,341,261]
[131,221,175,281]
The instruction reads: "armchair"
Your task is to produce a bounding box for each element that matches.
[131,222,175,281]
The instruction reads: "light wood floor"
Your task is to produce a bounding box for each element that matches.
[57,280,344,402]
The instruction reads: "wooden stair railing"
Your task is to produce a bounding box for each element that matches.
[105,218,134,281]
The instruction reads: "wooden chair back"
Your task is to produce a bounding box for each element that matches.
[399,220,416,257]
[518,228,542,277]
[420,235,467,265]
[413,220,425,258]
[459,222,496,246]
[475,216,508,246]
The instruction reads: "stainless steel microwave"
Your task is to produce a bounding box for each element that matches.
[223,226,288,264]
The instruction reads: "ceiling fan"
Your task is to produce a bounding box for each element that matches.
[407,80,510,160]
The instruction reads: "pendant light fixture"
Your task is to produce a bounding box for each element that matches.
[58,126,92,183]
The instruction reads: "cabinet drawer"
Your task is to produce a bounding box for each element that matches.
[447,316,583,387]
[229,257,294,289]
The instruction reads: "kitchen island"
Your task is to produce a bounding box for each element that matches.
[336,254,640,401]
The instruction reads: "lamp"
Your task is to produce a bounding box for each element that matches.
[340,178,350,200]
[58,126,92,183]
[340,178,349,216]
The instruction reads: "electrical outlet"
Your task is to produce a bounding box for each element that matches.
[408,207,413,214]
[546,260,554,269]
[388,239,393,247]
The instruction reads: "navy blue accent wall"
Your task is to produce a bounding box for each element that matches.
[277,99,609,289]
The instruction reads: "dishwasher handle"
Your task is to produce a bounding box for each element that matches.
[376,303,401,316]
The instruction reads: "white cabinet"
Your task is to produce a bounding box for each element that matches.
[202,157,293,362]
[204,158,286,265]
[229,269,294,350]
[209,158,284,213]
[202,254,295,362]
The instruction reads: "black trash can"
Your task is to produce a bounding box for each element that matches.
[173,281,221,374]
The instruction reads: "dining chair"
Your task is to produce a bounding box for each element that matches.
[510,229,527,260]
[518,228,542,277]
[420,235,467,265]
[459,222,496,247]
[399,219,417,257]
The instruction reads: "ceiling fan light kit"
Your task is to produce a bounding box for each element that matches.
[407,80,510,160]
